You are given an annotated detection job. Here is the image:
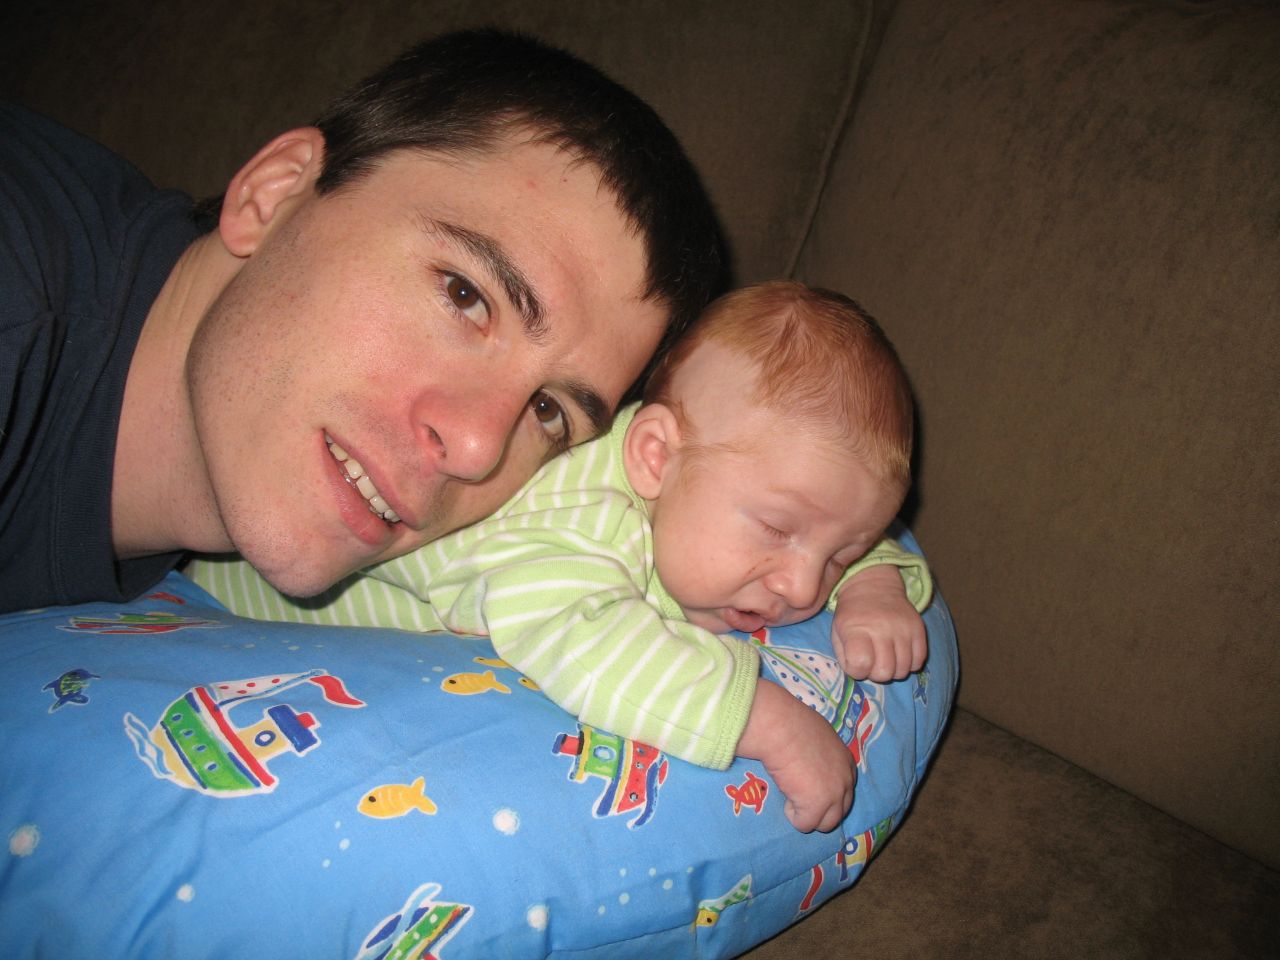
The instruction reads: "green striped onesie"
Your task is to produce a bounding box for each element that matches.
[186,403,932,769]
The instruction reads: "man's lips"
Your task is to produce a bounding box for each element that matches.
[324,433,402,524]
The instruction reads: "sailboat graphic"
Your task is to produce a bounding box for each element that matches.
[124,669,364,796]
[748,628,884,769]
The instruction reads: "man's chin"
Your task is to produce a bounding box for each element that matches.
[236,545,351,601]
[256,567,338,600]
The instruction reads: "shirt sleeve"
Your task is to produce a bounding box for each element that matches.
[372,504,760,771]
[828,535,934,612]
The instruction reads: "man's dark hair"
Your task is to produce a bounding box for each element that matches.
[313,28,725,382]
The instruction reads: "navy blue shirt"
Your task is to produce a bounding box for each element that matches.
[0,105,201,612]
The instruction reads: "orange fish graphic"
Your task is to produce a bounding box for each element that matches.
[724,770,769,815]
[358,776,438,818]
[441,669,511,696]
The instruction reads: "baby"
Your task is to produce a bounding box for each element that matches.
[188,280,932,832]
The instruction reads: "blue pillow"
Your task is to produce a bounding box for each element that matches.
[0,529,956,959]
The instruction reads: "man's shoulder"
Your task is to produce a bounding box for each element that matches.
[1,103,145,183]
[1,103,182,237]
[0,106,197,613]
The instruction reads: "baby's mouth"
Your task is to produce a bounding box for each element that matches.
[325,434,401,524]
[721,608,766,634]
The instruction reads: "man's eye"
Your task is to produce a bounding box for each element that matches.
[530,391,569,447]
[444,273,490,329]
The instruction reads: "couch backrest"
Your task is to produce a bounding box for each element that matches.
[796,0,1280,867]
[0,0,874,285]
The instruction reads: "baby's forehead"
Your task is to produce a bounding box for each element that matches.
[713,406,848,456]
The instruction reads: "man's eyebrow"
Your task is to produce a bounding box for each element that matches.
[419,215,547,339]
[563,380,611,442]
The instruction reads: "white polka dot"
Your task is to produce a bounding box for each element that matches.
[175,884,195,903]
[618,893,630,905]
[526,905,548,930]
[322,858,332,868]
[663,879,674,891]
[8,824,39,857]
[339,838,350,851]
[648,867,657,877]
[597,905,607,916]
[492,809,520,836]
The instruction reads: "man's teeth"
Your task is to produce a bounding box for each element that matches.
[325,434,401,523]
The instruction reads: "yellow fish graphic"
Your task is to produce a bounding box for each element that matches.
[471,657,540,691]
[442,669,511,695]
[358,776,438,818]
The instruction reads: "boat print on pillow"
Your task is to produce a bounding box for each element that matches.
[123,669,364,797]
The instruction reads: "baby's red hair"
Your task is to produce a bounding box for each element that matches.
[643,280,914,492]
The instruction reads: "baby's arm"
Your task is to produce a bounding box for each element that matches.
[736,679,855,832]
[830,538,934,681]
[454,552,849,832]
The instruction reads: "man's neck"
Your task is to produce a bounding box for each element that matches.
[111,232,239,559]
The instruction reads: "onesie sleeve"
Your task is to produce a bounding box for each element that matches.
[390,503,760,770]
[828,535,934,612]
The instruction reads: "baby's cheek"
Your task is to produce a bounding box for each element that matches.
[685,608,727,632]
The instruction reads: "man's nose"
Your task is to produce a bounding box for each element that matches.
[763,556,824,612]
[414,386,530,484]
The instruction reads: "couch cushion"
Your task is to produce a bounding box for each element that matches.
[743,710,1280,959]
[795,0,1280,866]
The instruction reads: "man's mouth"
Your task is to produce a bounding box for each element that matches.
[325,434,401,524]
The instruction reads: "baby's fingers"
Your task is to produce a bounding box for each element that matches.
[834,624,877,679]
[866,620,925,682]
[784,798,843,834]
[908,616,928,673]
[880,615,927,680]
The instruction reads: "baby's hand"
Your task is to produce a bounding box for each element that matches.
[832,564,926,681]
[737,681,854,833]
[767,710,855,832]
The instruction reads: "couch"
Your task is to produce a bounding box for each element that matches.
[2,0,1275,955]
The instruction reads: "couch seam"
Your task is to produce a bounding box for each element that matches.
[784,0,877,280]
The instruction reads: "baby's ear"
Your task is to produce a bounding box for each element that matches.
[623,404,681,500]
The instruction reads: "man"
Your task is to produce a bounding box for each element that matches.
[0,29,722,613]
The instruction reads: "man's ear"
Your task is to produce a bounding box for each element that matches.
[623,403,682,500]
[218,127,325,257]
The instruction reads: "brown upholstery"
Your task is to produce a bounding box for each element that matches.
[796,0,1280,866]
[2,0,1276,953]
